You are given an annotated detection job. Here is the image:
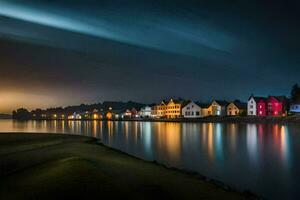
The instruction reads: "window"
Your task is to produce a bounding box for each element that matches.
[250,111,253,115]
[250,105,253,109]
[235,111,238,115]
[229,111,232,115]
[196,111,200,116]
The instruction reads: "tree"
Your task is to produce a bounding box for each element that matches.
[12,108,31,120]
[291,84,300,103]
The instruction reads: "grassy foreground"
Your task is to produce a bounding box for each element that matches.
[0,133,246,200]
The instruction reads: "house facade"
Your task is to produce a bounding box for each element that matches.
[227,101,247,116]
[166,99,184,118]
[267,96,287,116]
[156,101,166,118]
[182,101,202,118]
[200,104,210,117]
[207,100,228,116]
[139,106,152,118]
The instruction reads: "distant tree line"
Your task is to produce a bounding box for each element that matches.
[12,101,146,120]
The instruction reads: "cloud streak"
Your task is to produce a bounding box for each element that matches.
[0,0,236,58]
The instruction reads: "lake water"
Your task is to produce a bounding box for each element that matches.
[0,119,300,199]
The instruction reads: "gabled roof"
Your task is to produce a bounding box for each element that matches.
[168,98,186,105]
[248,95,267,102]
[269,96,287,102]
[196,102,210,108]
[214,100,229,106]
[182,100,202,108]
[231,101,247,109]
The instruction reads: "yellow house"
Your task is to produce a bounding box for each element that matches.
[166,99,184,118]
[227,101,247,116]
[199,103,210,117]
[152,101,167,118]
[157,101,167,118]
[206,100,228,116]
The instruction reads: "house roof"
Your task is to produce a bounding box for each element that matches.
[231,101,247,109]
[182,100,202,108]
[196,102,210,108]
[269,96,287,102]
[248,95,267,102]
[214,100,229,106]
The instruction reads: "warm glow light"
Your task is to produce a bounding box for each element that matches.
[106,112,112,119]
[93,113,99,119]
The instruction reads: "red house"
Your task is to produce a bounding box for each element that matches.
[267,96,287,117]
[257,98,267,116]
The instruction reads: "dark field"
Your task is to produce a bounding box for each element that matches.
[0,133,246,200]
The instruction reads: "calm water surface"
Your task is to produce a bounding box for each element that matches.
[1,119,300,199]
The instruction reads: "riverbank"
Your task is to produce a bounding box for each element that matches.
[0,133,253,199]
[34,114,300,124]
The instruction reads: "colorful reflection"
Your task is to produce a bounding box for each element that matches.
[0,120,297,199]
[272,125,292,170]
[246,124,258,164]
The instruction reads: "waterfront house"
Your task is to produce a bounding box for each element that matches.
[152,101,167,118]
[131,108,139,118]
[122,109,132,118]
[247,96,267,116]
[207,100,228,116]
[199,103,210,117]
[290,102,300,113]
[121,108,139,119]
[139,106,152,118]
[166,99,185,118]
[91,109,100,120]
[267,96,288,116]
[227,101,247,116]
[68,112,82,120]
[182,101,202,118]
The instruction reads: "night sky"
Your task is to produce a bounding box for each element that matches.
[0,0,299,113]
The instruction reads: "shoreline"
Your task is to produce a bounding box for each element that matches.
[0,132,259,199]
[12,115,300,124]
[95,139,260,199]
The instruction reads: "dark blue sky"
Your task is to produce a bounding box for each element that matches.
[0,0,299,113]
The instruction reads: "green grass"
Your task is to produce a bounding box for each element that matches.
[0,133,247,199]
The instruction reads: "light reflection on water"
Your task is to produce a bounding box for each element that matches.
[0,119,299,199]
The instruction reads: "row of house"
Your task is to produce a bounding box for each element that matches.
[141,95,294,119]
[47,94,299,120]
[247,95,289,117]
[147,99,247,119]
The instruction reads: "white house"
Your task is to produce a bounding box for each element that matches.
[247,96,257,116]
[182,101,202,118]
[139,106,152,118]
[290,103,300,113]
